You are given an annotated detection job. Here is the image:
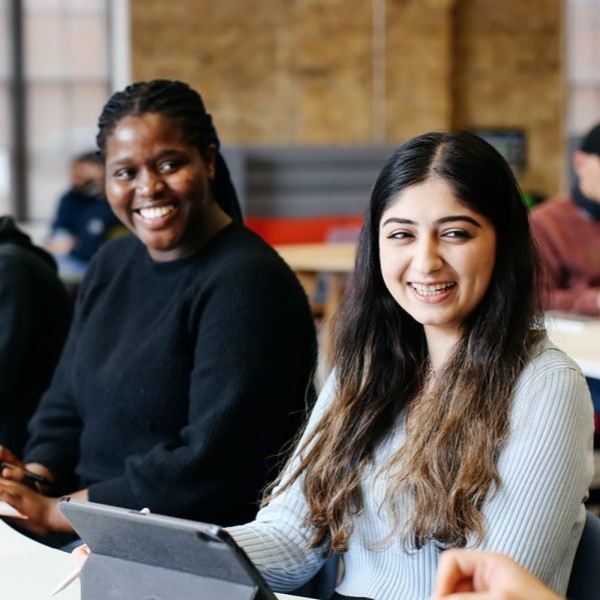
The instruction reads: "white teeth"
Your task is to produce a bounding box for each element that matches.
[138,205,175,221]
[411,282,454,296]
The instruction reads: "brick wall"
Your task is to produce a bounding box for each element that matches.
[131,0,564,196]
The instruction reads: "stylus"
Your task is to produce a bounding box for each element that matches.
[50,566,81,596]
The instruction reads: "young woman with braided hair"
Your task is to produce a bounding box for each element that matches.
[0,80,316,545]
[225,132,594,599]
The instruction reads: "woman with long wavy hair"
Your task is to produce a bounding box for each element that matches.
[227,131,593,600]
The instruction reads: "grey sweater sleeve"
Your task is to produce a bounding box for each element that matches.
[478,343,594,594]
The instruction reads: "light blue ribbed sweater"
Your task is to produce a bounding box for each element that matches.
[229,339,594,599]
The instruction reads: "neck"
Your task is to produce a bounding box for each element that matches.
[424,326,460,373]
[148,203,232,263]
[572,184,600,220]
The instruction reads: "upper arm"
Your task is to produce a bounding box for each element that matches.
[479,354,594,592]
[0,257,33,384]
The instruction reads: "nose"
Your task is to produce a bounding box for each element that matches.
[136,169,165,198]
[413,234,443,274]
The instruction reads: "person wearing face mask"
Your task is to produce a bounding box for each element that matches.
[530,123,600,317]
[45,151,121,281]
[0,80,317,547]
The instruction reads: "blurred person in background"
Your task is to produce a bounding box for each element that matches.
[45,151,121,282]
[530,122,600,317]
[530,122,600,435]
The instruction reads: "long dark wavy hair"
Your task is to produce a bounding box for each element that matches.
[268,131,545,553]
[95,79,242,222]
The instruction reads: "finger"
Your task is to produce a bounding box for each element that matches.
[71,545,91,566]
[0,477,29,497]
[0,487,18,502]
[0,464,29,484]
[434,550,478,596]
[438,594,491,600]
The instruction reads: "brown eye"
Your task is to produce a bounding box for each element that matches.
[443,229,472,239]
[114,168,134,180]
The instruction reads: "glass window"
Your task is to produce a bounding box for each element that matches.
[0,2,10,215]
[21,0,110,221]
[566,0,600,136]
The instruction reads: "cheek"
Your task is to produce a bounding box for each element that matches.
[179,172,206,194]
[105,186,129,215]
[467,250,496,295]
[379,253,406,297]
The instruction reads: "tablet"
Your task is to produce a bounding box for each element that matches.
[59,499,278,600]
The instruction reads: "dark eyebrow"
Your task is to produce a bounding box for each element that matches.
[381,215,482,228]
[106,156,129,168]
[107,149,182,169]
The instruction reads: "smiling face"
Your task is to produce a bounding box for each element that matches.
[379,176,497,343]
[104,112,217,261]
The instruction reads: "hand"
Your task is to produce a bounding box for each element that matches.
[45,234,75,254]
[0,478,68,536]
[0,445,24,470]
[431,549,563,600]
[0,446,32,488]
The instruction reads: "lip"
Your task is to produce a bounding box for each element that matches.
[133,201,180,230]
[408,281,456,303]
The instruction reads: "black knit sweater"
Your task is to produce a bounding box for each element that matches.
[25,223,316,526]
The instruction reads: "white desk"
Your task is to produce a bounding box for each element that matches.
[545,313,600,379]
[0,519,302,599]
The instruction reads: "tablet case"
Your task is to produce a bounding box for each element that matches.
[59,499,278,600]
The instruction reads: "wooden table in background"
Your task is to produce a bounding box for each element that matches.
[274,243,356,321]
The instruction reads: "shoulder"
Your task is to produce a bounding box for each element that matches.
[512,337,591,417]
[530,335,578,362]
[0,245,30,281]
[519,337,584,383]
[91,233,138,262]
[204,224,304,292]
[80,233,139,281]
[209,224,283,264]
[0,245,67,304]
[56,189,83,209]
[0,243,55,276]
[530,194,578,225]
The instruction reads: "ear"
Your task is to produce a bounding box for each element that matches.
[205,144,217,180]
[573,150,587,177]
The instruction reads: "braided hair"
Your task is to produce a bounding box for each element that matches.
[96,79,242,222]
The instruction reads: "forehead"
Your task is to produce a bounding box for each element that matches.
[381,177,478,221]
[106,113,190,153]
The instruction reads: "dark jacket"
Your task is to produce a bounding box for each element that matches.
[0,216,72,455]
